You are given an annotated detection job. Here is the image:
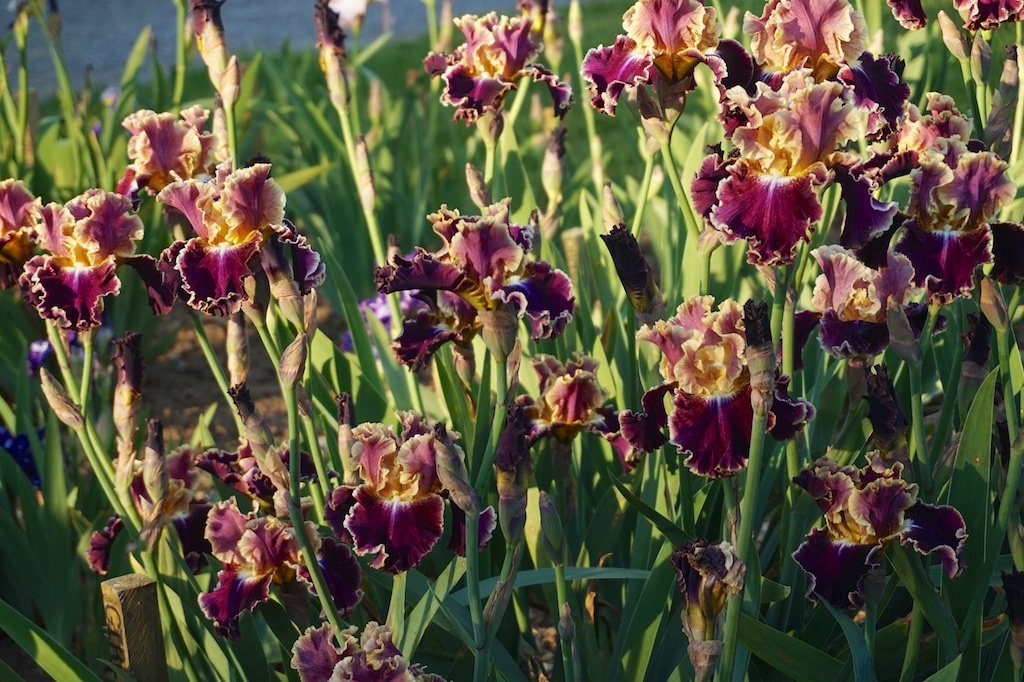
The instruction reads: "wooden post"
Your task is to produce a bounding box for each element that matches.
[101,573,168,682]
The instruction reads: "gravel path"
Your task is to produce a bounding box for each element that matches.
[12,0,524,93]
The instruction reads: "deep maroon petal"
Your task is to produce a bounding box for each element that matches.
[901,501,967,578]
[19,255,120,331]
[176,236,260,315]
[265,222,327,295]
[669,388,753,479]
[172,504,213,573]
[124,252,180,315]
[833,165,898,249]
[621,383,674,453]
[990,222,1024,285]
[198,565,273,639]
[344,486,444,573]
[446,504,497,557]
[793,528,879,609]
[325,485,358,544]
[864,364,908,448]
[441,63,513,122]
[526,64,574,119]
[691,149,730,219]
[710,165,824,266]
[300,536,363,616]
[954,0,1024,30]
[581,37,654,115]
[894,222,992,303]
[818,311,891,359]
[375,250,467,295]
[493,261,574,339]
[88,515,124,575]
[838,53,910,138]
[291,624,342,682]
[886,0,927,28]
[768,374,815,441]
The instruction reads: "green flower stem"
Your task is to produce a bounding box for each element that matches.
[720,403,770,681]
[283,376,345,636]
[998,427,1024,569]
[568,0,605,196]
[423,0,439,50]
[1011,27,1024,167]
[631,152,656,236]
[929,306,965,465]
[554,564,578,682]
[189,312,245,437]
[299,412,328,522]
[466,507,489,682]
[658,139,704,295]
[907,361,934,494]
[14,7,29,168]
[898,602,924,682]
[172,0,188,109]
[77,329,95,415]
[997,325,1021,447]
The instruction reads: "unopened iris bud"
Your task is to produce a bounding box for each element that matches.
[39,368,83,431]
[494,404,532,546]
[600,224,662,317]
[980,277,1009,332]
[141,419,168,542]
[479,305,518,363]
[226,312,249,386]
[279,333,308,389]
[433,425,479,515]
[542,127,567,208]
[466,162,492,210]
[355,136,376,216]
[538,491,565,564]
[671,540,745,682]
[938,11,968,61]
[192,0,229,91]
[602,182,623,230]
[111,332,144,466]
[335,392,356,484]
[886,302,923,366]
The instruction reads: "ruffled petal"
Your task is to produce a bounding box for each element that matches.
[19,255,120,331]
[88,515,124,575]
[886,0,927,28]
[954,0,1024,30]
[446,504,497,557]
[205,500,250,565]
[670,387,753,478]
[847,477,917,541]
[710,164,825,266]
[894,222,992,303]
[768,374,815,440]
[344,486,445,573]
[440,63,513,122]
[833,165,898,249]
[620,383,674,452]
[900,501,967,577]
[581,37,655,115]
[492,261,575,339]
[301,536,363,616]
[793,527,879,609]
[290,623,343,682]
[198,565,273,639]
[175,234,261,315]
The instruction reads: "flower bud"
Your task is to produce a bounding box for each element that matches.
[980,276,1009,332]
[39,368,83,430]
[355,136,376,217]
[479,306,518,363]
[111,332,144,466]
[886,302,922,366]
[558,602,575,643]
[192,0,230,91]
[279,333,308,390]
[335,392,357,484]
[140,419,168,543]
[226,312,249,386]
[433,425,479,516]
[220,55,241,106]
[600,225,662,317]
[466,162,492,210]
[494,404,532,546]
[743,300,774,416]
[938,11,968,61]
[567,0,583,44]
[542,126,567,211]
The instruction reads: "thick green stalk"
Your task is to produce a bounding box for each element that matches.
[172,0,188,109]
[631,152,656,236]
[658,138,704,295]
[189,313,245,437]
[389,571,407,640]
[567,0,605,196]
[908,363,934,494]
[466,509,489,682]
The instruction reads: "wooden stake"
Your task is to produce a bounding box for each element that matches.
[101,573,168,682]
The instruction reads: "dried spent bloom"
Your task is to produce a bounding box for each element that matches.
[0,179,41,288]
[793,454,967,609]
[291,621,447,682]
[600,224,663,318]
[809,245,920,361]
[120,106,215,194]
[375,199,574,368]
[620,296,813,477]
[324,412,495,573]
[424,11,572,123]
[671,540,744,682]
[20,190,143,331]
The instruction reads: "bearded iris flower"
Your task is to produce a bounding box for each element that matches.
[809,245,921,361]
[424,11,572,123]
[325,412,495,574]
[375,199,574,367]
[120,105,215,195]
[0,179,40,288]
[620,296,812,478]
[291,621,446,682]
[147,163,324,316]
[793,454,966,609]
[19,189,143,331]
[581,0,733,117]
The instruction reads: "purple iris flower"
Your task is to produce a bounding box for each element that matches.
[793,454,967,609]
[291,621,445,682]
